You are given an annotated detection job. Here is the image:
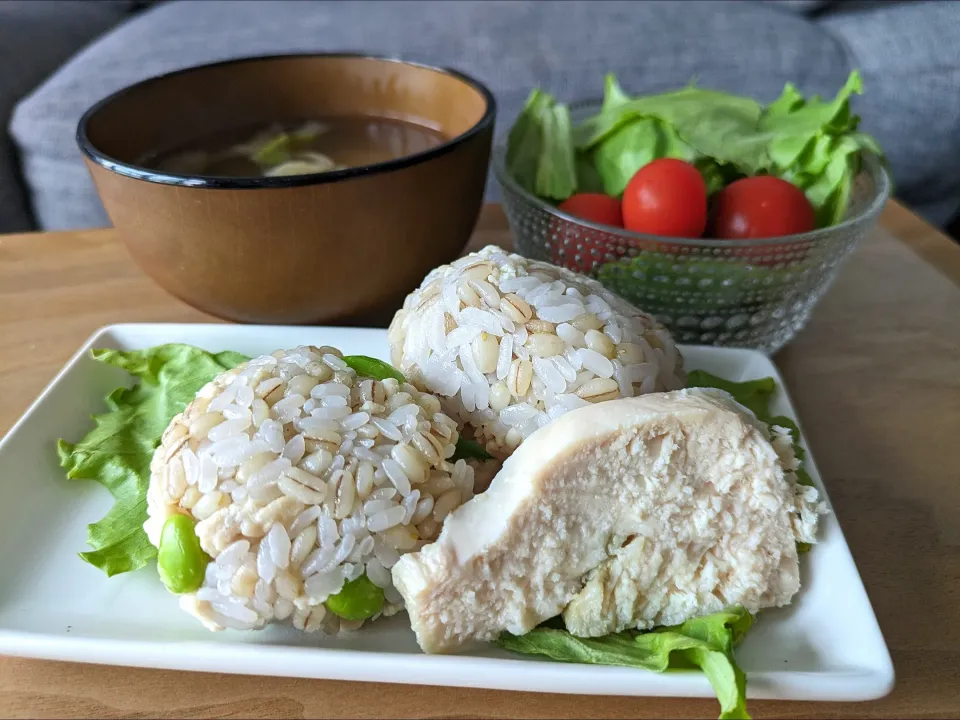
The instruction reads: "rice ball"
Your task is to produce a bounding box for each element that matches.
[145,345,472,635]
[388,245,686,458]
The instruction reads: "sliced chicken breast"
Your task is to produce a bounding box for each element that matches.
[392,388,823,653]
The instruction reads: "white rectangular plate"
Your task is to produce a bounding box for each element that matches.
[0,324,893,701]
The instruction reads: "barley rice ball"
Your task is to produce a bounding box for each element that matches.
[388,246,686,458]
[144,346,473,635]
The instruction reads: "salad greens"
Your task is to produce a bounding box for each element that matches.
[586,76,700,197]
[755,72,884,226]
[506,89,578,201]
[58,344,249,576]
[506,70,883,227]
[498,608,752,720]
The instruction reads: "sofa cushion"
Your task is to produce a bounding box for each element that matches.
[11,0,851,230]
[0,0,133,232]
[820,0,960,225]
[764,0,834,14]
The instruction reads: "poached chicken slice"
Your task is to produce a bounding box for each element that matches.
[392,388,822,653]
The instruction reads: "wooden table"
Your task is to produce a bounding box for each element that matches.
[1,202,958,719]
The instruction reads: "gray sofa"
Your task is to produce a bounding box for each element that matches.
[3,0,960,234]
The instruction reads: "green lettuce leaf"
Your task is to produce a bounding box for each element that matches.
[575,84,764,172]
[760,71,885,226]
[575,76,761,195]
[505,89,577,201]
[600,73,632,112]
[799,135,862,226]
[764,82,805,119]
[593,116,698,197]
[584,74,695,196]
[574,150,606,194]
[58,344,249,576]
[497,608,753,719]
[760,72,862,151]
[684,371,776,420]
[695,157,746,196]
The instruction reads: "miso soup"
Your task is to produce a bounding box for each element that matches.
[142,117,448,178]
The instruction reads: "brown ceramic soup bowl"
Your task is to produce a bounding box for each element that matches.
[78,54,495,325]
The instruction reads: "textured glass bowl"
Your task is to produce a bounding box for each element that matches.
[492,106,890,354]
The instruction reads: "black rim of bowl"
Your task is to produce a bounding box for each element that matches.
[76,52,497,189]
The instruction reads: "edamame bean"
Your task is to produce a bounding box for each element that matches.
[158,513,209,594]
[341,356,405,383]
[452,436,493,462]
[325,573,385,620]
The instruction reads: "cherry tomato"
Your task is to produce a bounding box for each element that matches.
[549,193,624,275]
[557,193,623,227]
[708,176,816,239]
[621,159,707,238]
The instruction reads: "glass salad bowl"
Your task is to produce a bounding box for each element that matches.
[492,105,890,354]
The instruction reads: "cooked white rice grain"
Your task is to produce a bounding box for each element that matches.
[388,246,686,457]
[145,346,472,635]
